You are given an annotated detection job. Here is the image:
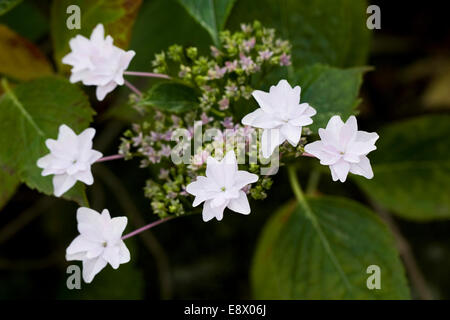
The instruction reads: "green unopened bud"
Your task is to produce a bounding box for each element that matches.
[261,177,273,190]
[168,44,183,62]
[186,47,198,60]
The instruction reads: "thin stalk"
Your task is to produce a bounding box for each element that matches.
[124,80,143,97]
[122,217,174,240]
[124,71,171,79]
[96,154,125,163]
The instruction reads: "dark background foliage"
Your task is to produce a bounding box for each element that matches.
[0,0,449,299]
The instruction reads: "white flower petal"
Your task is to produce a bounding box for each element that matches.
[66,252,88,261]
[227,191,251,215]
[119,241,131,264]
[261,128,284,158]
[90,24,105,43]
[349,156,374,179]
[280,123,301,146]
[106,216,128,242]
[37,154,55,169]
[343,153,360,163]
[241,108,281,128]
[233,171,258,190]
[77,208,104,242]
[53,174,77,197]
[202,200,227,222]
[339,116,358,148]
[78,128,95,151]
[82,257,108,283]
[330,160,350,182]
[252,90,275,114]
[96,81,117,101]
[66,235,91,257]
[288,115,313,127]
[74,169,94,185]
[355,131,379,144]
[103,246,121,269]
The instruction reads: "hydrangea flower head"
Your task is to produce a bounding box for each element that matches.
[186,151,258,222]
[242,79,316,158]
[62,24,135,100]
[37,124,103,197]
[66,207,130,283]
[304,115,379,182]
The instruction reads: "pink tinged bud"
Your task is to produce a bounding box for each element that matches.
[221,117,234,129]
[167,192,177,199]
[158,168,170,179]
[218,97,230,110]
[160,145,172,157]
[150,131,161,141]
[163,131,173,141]
[280,53,291,66]
[242,37,256,52]
[240,23,252,33]
[201,112,213,124]
[187,126,195,139]
[258,49,273,60]
[171,115,180,126]
[180,186,189,196]
[225,60,238,72]
[210,46,222,58]
[132,132,143,147]
[239,53,255,71]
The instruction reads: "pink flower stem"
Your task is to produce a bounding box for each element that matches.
[124,80,143,97]
[124,71,171,80]
[122,217,174,240]
[96,154,125,163]
[302,152,316,158]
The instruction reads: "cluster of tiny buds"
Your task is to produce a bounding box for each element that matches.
[151,20,291,113]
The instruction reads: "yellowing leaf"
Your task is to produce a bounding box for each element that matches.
[0,24,53,80]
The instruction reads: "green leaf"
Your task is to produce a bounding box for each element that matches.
[252,197,410,299]
[292,64,367,131]
[140,82,199,113]
[51,0,142,71]
[0,166,19,210]
[0,24,53,81]
[0,0,22,16]
[354,115,450,221]
[0,1,48,42]
[178,0,236,45]
[227,0,371,68]
[0,77,95,205]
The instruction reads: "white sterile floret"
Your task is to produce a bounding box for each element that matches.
[62,24,135,101]
[242,79,316,158]
[66,207,130,283]
[37,124,103,197]
[304,115,379,182]
[186,151,258,222]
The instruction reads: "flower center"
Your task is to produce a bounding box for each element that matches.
[102,241,107,248]
[220,187,226,192]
